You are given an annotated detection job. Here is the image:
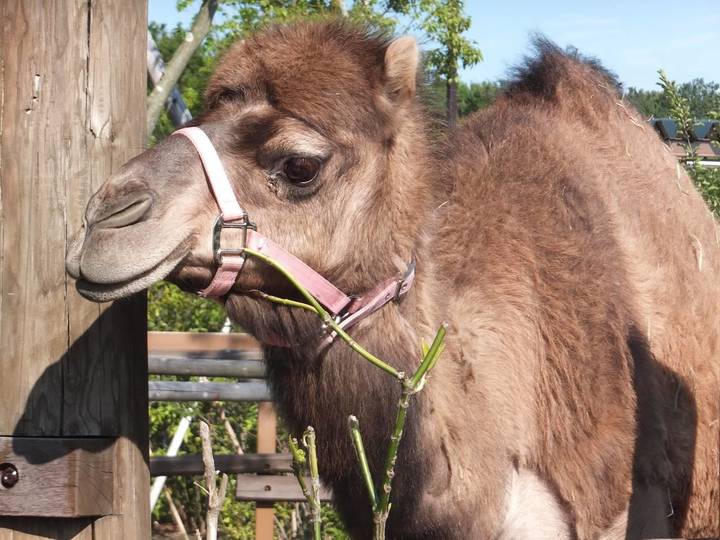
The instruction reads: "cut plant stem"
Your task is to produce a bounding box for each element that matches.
[249,290,316,312]
[304,428,322,540]
[376,380,411,527]
[348,415,377,509]
[289,431,321,540]
[288,437,311,501]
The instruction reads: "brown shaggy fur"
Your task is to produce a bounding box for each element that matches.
[68,22,719,539]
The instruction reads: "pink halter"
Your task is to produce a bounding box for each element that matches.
[173,127,414,344]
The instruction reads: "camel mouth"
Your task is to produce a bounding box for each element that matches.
[74,246,189,303]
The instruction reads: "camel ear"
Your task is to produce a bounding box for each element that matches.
[384,36,418,102]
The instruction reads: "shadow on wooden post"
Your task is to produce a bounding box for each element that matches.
[0,301,149,537]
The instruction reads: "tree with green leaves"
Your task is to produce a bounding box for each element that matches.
[657,70,720,216]
[458,80,501,116]
[417,0,482,127]
[626,78,720,120]
[149,0,416,138]
[675,78,720,120]
[153,0,480,133]
[624,87,669,118]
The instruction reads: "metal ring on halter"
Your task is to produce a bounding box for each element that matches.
[212,213,257,265]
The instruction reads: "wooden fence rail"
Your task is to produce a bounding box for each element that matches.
[150,452,292,476]
[148,331,261,354]
[236,476,332,503]
[148,380,272,401]
[148,355,266,378]
[147,331,310,538]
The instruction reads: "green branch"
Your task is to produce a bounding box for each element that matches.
[304,428,322,540]
[289,430,321,540]
[344,326,447,539]
[243,248,402,378]
[376,324,446,529]
[288,436,310,500]
[348,415,378,509]
[249,290,316,312]
[240,248,447,539]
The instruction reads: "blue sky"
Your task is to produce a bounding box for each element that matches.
[149,0,719,90]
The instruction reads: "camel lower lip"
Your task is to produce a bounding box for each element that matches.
[75,249,189,302]
[76,278,139,301]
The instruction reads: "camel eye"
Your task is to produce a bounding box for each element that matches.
[283,156,321,185]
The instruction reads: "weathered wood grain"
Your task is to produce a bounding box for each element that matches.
[0,0,86,438]
[148,355,267,378]
[0,437,114,517]
[0,0,148,538]
[148,380,272,402]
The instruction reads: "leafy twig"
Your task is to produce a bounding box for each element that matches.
[658,70,720,217]
[657,69,698,160]
[243,248,402,378]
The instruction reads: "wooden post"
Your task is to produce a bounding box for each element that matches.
[255,403,277,540]
[0,1,148,538]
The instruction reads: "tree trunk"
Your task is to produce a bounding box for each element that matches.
[446,79,458,128]
[146,0,218,138]
[147,33,193,128]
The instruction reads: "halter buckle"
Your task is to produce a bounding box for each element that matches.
[212,213,257,264]
[393,258,416,301]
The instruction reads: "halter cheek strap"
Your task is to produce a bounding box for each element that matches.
[173,126,414,344]
[174,127,252,298]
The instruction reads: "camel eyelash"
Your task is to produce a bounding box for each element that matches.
[266,162,324,200]
[211,87,246,106]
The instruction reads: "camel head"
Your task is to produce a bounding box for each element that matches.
[66,22,430,319]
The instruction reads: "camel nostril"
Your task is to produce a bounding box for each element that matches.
[95,196,153,229]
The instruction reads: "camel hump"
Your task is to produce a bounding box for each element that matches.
[504,36,622,119]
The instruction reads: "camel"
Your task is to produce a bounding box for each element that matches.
[65,21,719,539]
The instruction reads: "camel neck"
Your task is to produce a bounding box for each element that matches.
[260,265,432,470]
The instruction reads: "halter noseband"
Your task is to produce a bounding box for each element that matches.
[173,127,415,345]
